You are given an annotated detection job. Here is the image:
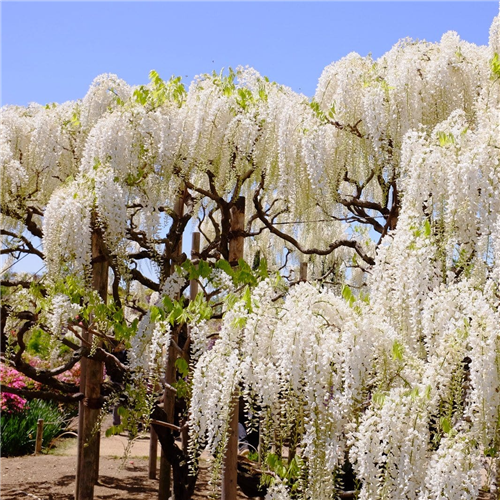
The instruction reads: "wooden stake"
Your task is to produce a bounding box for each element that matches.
[222,197,245,500]
[75,351,87,498]
[35,419,44,455]
[159,353,176,500]
[149,426,158,479]
[76,228,108,500]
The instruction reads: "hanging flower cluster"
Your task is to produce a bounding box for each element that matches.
[188,272,499,498]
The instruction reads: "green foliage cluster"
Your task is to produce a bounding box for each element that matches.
[0,399,71,456]
[132,70,187,109]
[262,453,305,495]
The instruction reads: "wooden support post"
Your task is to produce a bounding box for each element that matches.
[76,228,108,500]
[190,232,200,303]
[159,360,176,500]
[159,192,185,500]
[35,419,44,455]
[222,197,245,500]
[75,353,87,498]
[299,262,308,282]
[149,426,158,479]
[228,197,245,267]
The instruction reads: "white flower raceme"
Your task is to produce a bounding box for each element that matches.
[0,101,83,215]
[80,73,132,130]
[43,180,93,277]
[128,271,186,376]
[92,165,128,256]
[128,312,171,377]
[189,280,410,496]
[159,270,186,299]
[48,294,80,337]
[462,289,500,449]
[419,433,482,500]
[265,480,292,500]
[188,295,246,458]
[350,388,431,500]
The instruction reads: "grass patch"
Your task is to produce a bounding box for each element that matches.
[1,399,70,456]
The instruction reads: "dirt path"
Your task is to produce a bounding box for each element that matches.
[2,427,496,500]
[0,415,250,500]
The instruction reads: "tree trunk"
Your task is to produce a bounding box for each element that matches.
[75,228,108,500]
[152,407,198,500]
[159,191,185,500]
[222,196,245,500]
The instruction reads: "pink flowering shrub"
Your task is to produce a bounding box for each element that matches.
[0,364,29,413]
[0,356,81,415]
[26,352,80,386]
[56,362,81,386]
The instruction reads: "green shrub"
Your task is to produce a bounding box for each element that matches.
[25,327,52,358]
[0,399,69,456]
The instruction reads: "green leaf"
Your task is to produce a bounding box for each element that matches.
[257,258,268,279]
[243,286,252,312]
[105,425,123,437]
[490,52,500,81]
[231,316,247,329]
[236,259,258,286]
[438,131,455,147]
[197,260,211,279]
[424,385,432,400]
[358,292,369,305]
[175,357,189,377]
[117,406,128,418]
[216,259,234,277]
[150,306,162,323]
[70,112,80,128]
[173,378,189,399]
[181,259,196,278]
[113,322,125,337]
[188,292,212,321]
[440,416,452,434]
[342,285,355,307]
[408,386,419,399]
[372,392,386,406]
[328,102,336,118]
[162,295,174,313]
[424,219,432,237]
[309,101,326,122]
[392,340,404,361]
[225,293,239,310]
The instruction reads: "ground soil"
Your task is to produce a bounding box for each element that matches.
[0,415,251,500]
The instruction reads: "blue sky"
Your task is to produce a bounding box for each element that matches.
[2,2,499,107]
[1,1,498,274]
